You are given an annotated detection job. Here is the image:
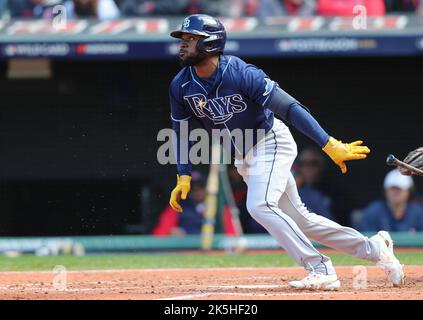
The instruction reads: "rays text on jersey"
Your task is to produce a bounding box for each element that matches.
[183,93,247,125]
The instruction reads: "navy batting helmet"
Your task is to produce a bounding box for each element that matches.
[170,14,226,54]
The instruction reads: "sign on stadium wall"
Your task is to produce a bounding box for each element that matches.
[0,16,415,35]
[0,16,422,59]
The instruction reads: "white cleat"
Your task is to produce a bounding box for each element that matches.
[288,272,341,291]
[371,231,405,287]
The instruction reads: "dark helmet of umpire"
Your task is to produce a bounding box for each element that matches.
[170,14,226,54]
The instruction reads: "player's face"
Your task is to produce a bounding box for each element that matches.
[178,33,207,67]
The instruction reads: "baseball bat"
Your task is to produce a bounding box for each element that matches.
[219,163,243,237]
[386,154,423,176]
[201,141,221,251]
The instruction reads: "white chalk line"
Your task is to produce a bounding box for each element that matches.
[0,282,418,299]
[0,284,283,293]
[158,290,421,300]
[208,285,282,289]
[158,293,212,300]
[0,266,385,275]
[0,285,193,294]
[0,282,283,292]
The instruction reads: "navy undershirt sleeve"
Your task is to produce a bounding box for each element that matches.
[267,87,330,148]
[172,119,193,176]
[169,79,193,176]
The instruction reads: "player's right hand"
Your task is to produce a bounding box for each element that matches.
[169,175,191,213]
[322,137,370,174]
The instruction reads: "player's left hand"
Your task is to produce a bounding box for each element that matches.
[322,137,370,174]
[169,175,192,213]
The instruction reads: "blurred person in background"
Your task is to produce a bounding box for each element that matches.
[0,0,6,18]
[153,171,236,236]
[295,148,352,225]
[64,0,120,20]
[293,163,334,221]
[120,0,192,16]
[359,169,423,232]
[120,0,224,17]
[8,0,62,18]
[384,0,420,13]
[317,0,385,16]
[256,0,316,17]
[1,0,10,19]
[228,165,267,233]
[153,171,207,236]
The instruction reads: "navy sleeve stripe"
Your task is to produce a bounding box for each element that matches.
[171,114,192,122]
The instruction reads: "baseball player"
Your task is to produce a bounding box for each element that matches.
[168,14,404,290]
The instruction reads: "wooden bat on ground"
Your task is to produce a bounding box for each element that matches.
[219,163,243,237]
[201,141,221,251]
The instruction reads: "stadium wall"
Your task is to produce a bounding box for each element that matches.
[0,55,422,236]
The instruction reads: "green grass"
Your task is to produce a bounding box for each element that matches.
[0,252,423,272]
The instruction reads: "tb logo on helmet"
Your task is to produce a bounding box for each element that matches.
[170,14,227,54]
[183,18,190,29]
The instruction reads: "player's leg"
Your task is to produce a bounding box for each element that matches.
[236,120,339,287]
[279,173,404,286]
[279,173,379,260]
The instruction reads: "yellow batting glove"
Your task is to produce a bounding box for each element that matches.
[322,137,370,174]
[169,175,191,213]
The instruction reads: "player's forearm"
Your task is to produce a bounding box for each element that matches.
[267,87,329,147]
[285,103,330,147]
[172,120,192,176]
[176,161,192,176]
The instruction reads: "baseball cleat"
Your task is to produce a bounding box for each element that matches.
[288,272,341,291]
[371,231,405,287]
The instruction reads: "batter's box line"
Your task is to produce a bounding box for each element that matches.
[0,265,417,275]
[0,285,211,295]
[157,290,423,300]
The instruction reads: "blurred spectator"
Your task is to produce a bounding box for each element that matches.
[317,0,385,16]
[227,165,267,233]
[257,0,316,17]
[120,0,224,17]
[153,171,237,236]
[295,148,352,225]
[293,166,334,221]
[0,0,6,18]
[153,171,207,236]
[64,0,120,20]
[8,0,62,18]
[384,0,420,13]
[359,170,423,232]
[226,0,250,18]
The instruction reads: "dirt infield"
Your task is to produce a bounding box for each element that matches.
[0,266,422,300]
